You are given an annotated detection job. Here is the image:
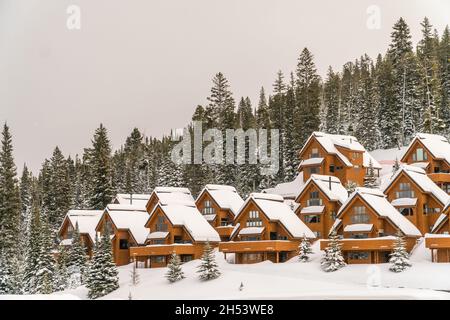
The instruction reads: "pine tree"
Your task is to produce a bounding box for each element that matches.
[23,198,42,294]
[321,232,346,272]
[165,252,185,283]
[439,26,450,134]
[54,245,70,292]
[67,222,88,284]
[392,158,400,178]
[364,159,378,188]
[87,124,114,210]
[298,234,313,262]
[324,67,341,134]
[34,216,55,294]
[197,241,221,281]
[282,78,298,182]
[86,225,119,299]
[345,181,358,194]
[389,231,411,272]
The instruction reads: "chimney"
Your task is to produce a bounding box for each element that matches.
[329,176,332,190]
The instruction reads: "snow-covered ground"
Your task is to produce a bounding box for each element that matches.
[36,240,450,300]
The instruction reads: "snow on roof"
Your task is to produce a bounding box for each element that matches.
[198,184,244,215]
[262,173,305,199]
[60,238,73,246]
[425,232,450,238]
[339,187,421,237]
[114,194,151,207]
[385,165,449,206]
[61,210,103,242]
[402,133,450,165]
[391,198,418,207]
[153,187,196,206]
[239,227,265,235]
[298,174,348,204]
[299,157,324,166]
[301,132,382,169]
[203,214,217,222]
[246,193,316,239]
[105,207,150,245]
[410,162,430,169]
[300,206,325,215]
[147,231,169,240]
[344,224,374,232]
[106,203,147,212]
[156,204,220,242]
[431,213,447,233]
[329,218,342,235]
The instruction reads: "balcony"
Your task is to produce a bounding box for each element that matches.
[320,237,417,252]
[216,226,235,238]
[425,235,450,249]
[130,243,196,257]
[219,240,299,253]
[428,173,450,184]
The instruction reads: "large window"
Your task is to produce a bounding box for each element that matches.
[156,216,168,232]
[351,206,370,224]
[66,224,74,238]
[247,210,263,227]
[395,183,415,198]
[307,191,322,206]
[119,239,129,250]
[310,148,320,158]
[348,251,369,260]
[242,236,261,241]
[351,233,369,239]
[304,215,321,224]
[220,218,229,226]
[202,200,215,215]
[400,207,414,216]
[412,148,428,161]
[309,167,319,174]
[423,204,440,215]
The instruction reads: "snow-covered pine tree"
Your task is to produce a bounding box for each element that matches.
[364,159,378,188]
[34,216,55,294]
[54,245,70,292]
[87,124,114,210]
[197,241,221,281]
[282,76,298,182]
[321,231,346,272]
[0,123,22,294]
[165,252,185,283]
[439,26,450,135]
[298,234,313,262]
[86,225,119,299]
[392,158,401,178]
[389,231,412,273]
[324,66,341,134]
[19,164,33,247]
[67,221,88,284]
[345,181,358,195]
[23,198,42,294]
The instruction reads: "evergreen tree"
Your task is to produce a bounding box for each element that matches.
[54,245,70,292]
[363,159,378,188]
[86,225,119,299]
[321,232,346,272]
[197,241,221,281]
[324,67,341,134]
[87,124,114,210]
[282,78,298,182]
[23,198,42,294]
[439,26,450,134]
[389,231,411,272]
[392,158,401,178]
[165,252,185,283]
[34,216,55,294]
[298,234,313,262]
[67,222,88,284]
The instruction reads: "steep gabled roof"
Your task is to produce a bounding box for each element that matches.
[149,203,220,242]
[431,200,450,233]
[151,187,195,206]
[336,188,421,237]
[299,132,382,169]
[262,173,305,200]
[401,133,450,165]
[99,204,150,245]
[114,194,151,207]
[196,184,244,216]
[296,174,348,204]
[236,193,316,239]
[58,210,103,243]
[383,165,449,206]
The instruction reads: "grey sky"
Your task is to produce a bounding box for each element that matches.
[0,0,449,173]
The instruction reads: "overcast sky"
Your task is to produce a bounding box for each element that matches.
[0,0,449,173]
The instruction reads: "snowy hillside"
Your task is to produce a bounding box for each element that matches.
[48,240,450,300]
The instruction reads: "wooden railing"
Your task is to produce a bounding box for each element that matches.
[219,240,299,253]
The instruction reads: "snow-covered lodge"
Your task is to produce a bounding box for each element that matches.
[322,188,421,264]
[425,201,450,262]
[298,132,382,187]
[96,203,150,266]
[219,193,315,264]
[129,202,220,268]
[383,165,449,235]
[195,184,244,241]
[58,210,103,257]
[146,187,195,213]
[400,133,450,195]
[295,174,348,239]
[113,193,152,206]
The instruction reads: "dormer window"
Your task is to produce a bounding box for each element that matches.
[247,210,262,227]
[307,191,322,206]
[351,206,370,224]
[156,216,168,232]
[202,200,215,215]
[396,183,415,198]
[412,148,428,161]
[67,224,74,238]
[310,148,320,158]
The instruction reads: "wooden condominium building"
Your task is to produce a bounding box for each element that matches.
[58,210,103,257]
[298,132,382,186]
[129,202,220,268]
[426,202,450,262]
[113,193,151,207]
[96,203,150,266]
[219,193,316,264]
[196,184,244,241]
[295,174,349,239]
[401,133,450,194]
[146,187,195,213]
[322,188,421,264]
[383,165,449,234]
